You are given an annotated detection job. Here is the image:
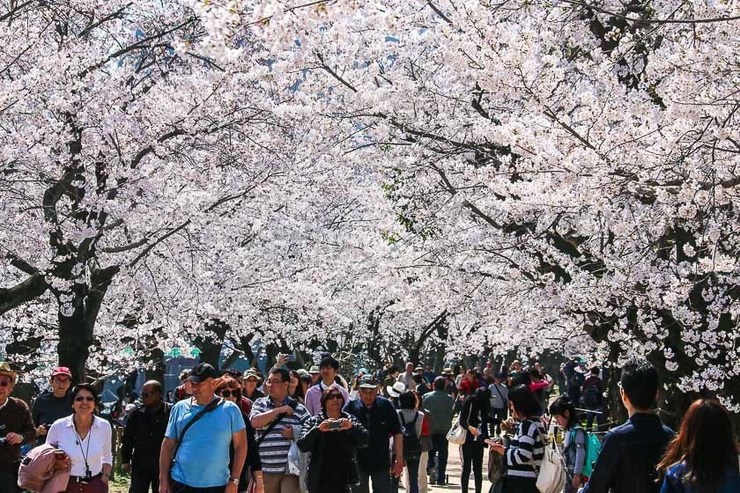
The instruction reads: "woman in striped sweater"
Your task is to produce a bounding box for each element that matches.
[488,384,545,493]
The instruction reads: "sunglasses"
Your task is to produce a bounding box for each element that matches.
[0,379,12,387]
[220,390,239,398]
[74,396,95,402]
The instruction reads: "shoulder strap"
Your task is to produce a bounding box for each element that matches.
[493,384,506,402]
[256,410,289,446]
[173,398,224,460]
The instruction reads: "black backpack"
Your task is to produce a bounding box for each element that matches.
[399,411,421,460]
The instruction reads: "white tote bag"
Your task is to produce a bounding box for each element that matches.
[446,421,467,445]
[536,442,566,493]
[446,401,472,445]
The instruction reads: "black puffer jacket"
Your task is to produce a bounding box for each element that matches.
[297,411,369,493]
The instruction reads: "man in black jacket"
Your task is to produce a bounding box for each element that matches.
[122,380,171,493]
[582,359,674,493]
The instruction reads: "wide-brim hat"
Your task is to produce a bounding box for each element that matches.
[309,366,321,374]
[0,362,16,382]
[441,368,453,376]
[244,369,263,383]
[386,381,406,398]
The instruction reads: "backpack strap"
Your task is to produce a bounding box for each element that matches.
[173,398,224,462]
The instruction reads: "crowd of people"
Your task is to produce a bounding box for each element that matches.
[0,355,738,493]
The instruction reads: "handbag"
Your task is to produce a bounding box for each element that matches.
[446,400,473,445]
[536,441,566,493]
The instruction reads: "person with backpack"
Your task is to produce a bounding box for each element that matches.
[548,396,588,493]
[488,385,544,493]
[581,367,604,431]
[392,391,424,493]
[567,361,586,405]
[459,387,490,493]
[159,363,247,493]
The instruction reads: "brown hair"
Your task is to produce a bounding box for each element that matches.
[657,399,739,488]
[215,376,241,397]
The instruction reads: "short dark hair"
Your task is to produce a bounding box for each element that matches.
[433,376,446,391]
[620,358,658,409]
[320,356,339,371]
[71,383,99,403]
[590,367,600,375]
[270,368,290,383]
[412,374,423,384]
[398,391,417,410]
[508,384,541,417]
[549,396,578,429]
[386,365,399,376]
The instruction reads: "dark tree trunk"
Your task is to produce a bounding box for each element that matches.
[55,266,117,383]
[145,347,166,386]
[193,319,230,367]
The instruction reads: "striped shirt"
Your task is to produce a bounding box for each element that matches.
[249,396,308,474]
[506,419,546,479]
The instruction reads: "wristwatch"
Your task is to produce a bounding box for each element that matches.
[228,478,240,485]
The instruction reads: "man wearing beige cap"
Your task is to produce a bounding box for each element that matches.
[0,362,36,493]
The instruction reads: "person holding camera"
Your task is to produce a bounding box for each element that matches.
[46,383,112,493]
[250,368,309,493]
[297,384,369,493]
[0,362,36,493]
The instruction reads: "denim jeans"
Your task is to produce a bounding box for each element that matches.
[428,434,449,484]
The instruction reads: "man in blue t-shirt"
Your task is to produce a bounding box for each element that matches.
[159,363,246,493]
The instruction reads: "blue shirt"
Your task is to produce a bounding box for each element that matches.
[165,398,245,487]
[660,461,740,493]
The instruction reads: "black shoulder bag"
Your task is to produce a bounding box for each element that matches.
[172,397,224,465]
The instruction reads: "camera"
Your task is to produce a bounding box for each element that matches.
[328,420,342,431]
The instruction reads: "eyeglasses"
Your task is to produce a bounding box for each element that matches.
[74,396,95,402]
[0,379,12,387]
[220,390,239,398]
[326,394,343,401]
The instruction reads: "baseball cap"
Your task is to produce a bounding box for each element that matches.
[358,375,378,389]
[188,363,219,383]
[51,367,72,379]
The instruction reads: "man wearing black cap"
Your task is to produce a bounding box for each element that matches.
[346,375,404,493]
[159,363,247,493]
[304,355,349,416]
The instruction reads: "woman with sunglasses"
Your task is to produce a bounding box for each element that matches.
[217,377,264,493]
[47,384,112,493]
[297,384,369,493]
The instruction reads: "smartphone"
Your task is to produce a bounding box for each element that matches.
[285,354,297,362]
[328,420,341,431]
